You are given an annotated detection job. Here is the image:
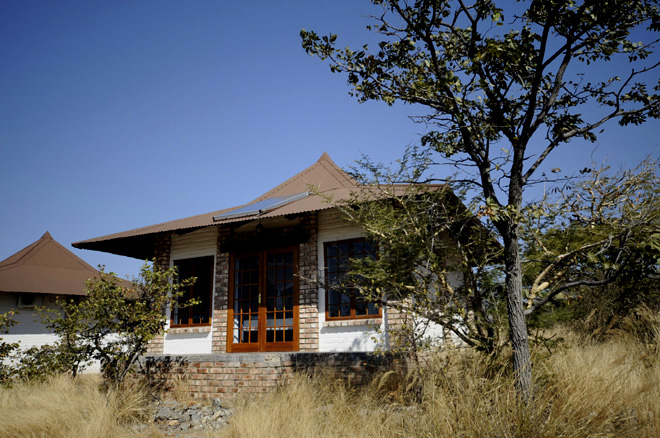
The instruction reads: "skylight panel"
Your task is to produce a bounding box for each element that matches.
[213,191,309,221]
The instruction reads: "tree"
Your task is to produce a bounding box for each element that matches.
[522,158,660,312]
[0,311,19,384]
[301,0,660,399]
[41,262,195,389]
[329,154,507,357]
[522,157,660,330]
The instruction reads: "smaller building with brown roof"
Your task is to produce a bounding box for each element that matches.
[0,231,100,349]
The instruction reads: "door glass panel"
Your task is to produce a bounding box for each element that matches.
[265,251,294,344]
[231,249,297,351]
[233,255,260,345]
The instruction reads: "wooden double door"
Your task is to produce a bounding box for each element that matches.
[227,247,299,352]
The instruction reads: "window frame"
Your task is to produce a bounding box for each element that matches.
[324,238,381,321]
[170,255,215,328]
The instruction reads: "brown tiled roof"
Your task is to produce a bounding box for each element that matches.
[72,152,443,259]
[0,232,100,296]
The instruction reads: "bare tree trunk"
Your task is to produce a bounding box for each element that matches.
[501,218,532,401]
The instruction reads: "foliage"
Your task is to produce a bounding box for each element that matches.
[1,312,77,386]
[41,261,195,390]
[302,0,660,398]
[0,311,19,385]
[521,157,660,315]
[331,153,507,356]
[10,345,75,383]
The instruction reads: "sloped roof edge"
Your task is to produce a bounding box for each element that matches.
[72,152,448,260]
[0,232,101,296]
[73,152,357,256]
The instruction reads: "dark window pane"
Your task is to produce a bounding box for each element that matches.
[340,292,351,304]
[328,290,340,306]
[173,256,214,327]
[324,239,380,320]
[355,299,367,316]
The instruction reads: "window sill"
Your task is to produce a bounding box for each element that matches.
[324,318,382,328]
[167,326,212,335]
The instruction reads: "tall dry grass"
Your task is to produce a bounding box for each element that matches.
[1,330,658,438]
[0,374,160,438]
[217,332,660,438]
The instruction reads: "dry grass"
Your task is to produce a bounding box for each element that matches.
[216,333,660,438]
[2,331,659,438]
[0,374,160,438]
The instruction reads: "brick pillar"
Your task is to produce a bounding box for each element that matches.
[154,232,171,270]
[212,227,231,352]
[298,213,319,351]
[146,232,172,354]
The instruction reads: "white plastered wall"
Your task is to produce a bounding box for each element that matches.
[0,293,60,349]
[0,293,102,372]
[164,226,217,355]
[317,209,384,352]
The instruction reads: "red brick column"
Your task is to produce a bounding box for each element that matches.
[212,227,231,353]
[298,213,319,351]
[146,232,172,354]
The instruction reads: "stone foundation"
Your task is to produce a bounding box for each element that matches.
[141,352,397,399]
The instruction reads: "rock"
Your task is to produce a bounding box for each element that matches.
[155,406,173,420]
[150,399,232,433]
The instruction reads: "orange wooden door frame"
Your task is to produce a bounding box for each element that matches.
[227,247,299,353]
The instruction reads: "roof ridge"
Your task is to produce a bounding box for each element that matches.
[251,152,357,203]
[50,238,98,271]
[0,233,49,269]
[0,232,97,272]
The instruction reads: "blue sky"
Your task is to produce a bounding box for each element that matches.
[1,1,658,278]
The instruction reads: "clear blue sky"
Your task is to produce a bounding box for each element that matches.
[1,1,658,278]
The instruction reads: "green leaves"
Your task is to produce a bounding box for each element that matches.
[521,156,660,315]
[302,0,660,180]
[39,261,196,389]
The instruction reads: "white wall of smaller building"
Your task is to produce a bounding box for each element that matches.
[0,292,60,349]
[0,292,102,372]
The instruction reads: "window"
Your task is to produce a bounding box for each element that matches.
[324,238,380,320]
[171,256,214,327]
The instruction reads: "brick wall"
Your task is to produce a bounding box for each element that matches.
[212,228,231,353]
[146,232,173,354]
[298,213,319,351]
[141,352,397,399]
